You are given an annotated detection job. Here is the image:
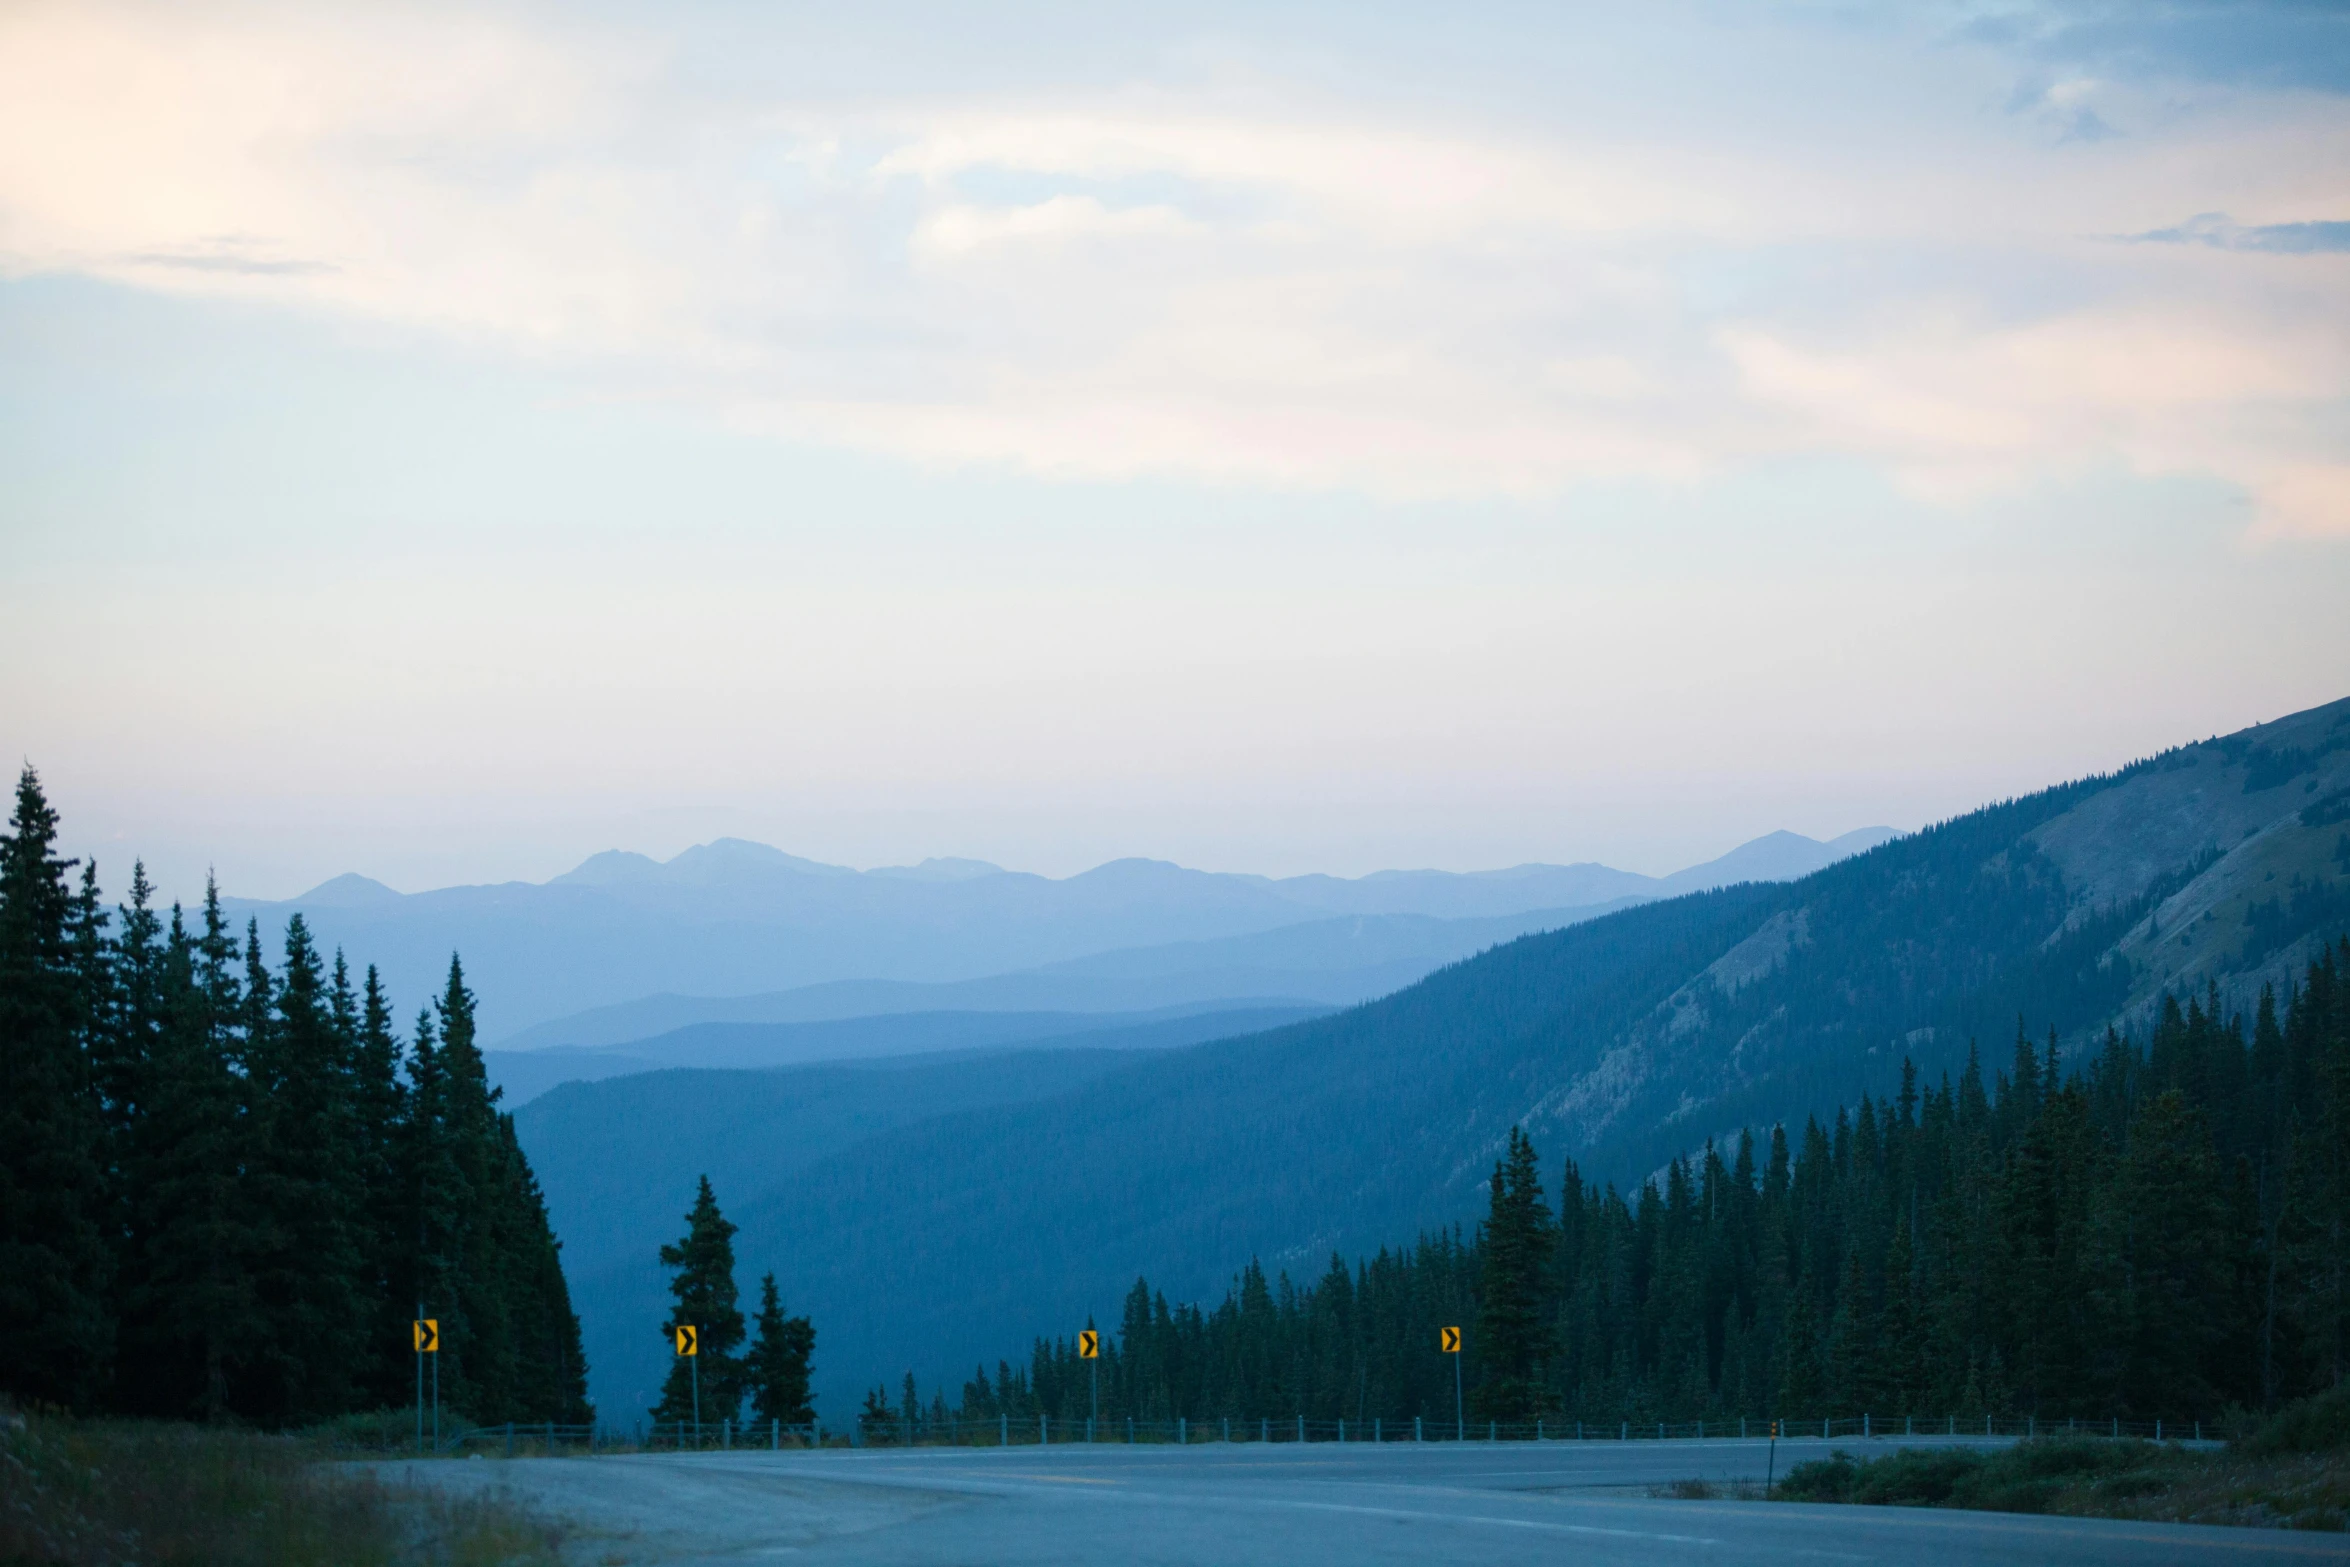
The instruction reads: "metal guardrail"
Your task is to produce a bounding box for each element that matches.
[365,1410,2210,1456]
[436,1421,601,1455]
[640,1419,821,1451]
[841,1411,2215,1448]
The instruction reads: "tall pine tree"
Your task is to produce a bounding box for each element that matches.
[654,1176,748,1425]
[745,1272,816,1426]
[0,767,113,1408]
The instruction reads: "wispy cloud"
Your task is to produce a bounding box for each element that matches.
[2130,212,2350,254]
[121,250,335,276]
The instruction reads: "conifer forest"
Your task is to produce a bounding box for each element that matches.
[0,768,589,1428]
[903,946,2350,1437]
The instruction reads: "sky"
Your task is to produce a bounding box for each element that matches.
[2,0,2347,903]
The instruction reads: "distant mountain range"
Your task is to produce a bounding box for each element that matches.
[482,1002,1334,1106]
[223,826,1896,1042]
[513,696,2350,1426]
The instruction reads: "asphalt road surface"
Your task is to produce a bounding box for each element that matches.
[386,1436,2348,1566]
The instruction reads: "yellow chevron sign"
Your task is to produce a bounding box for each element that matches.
[413,1319,438,1353]
[674,1324,698,1357]
[1077,1330,1099,1359]
[1439,1325,1461,1354]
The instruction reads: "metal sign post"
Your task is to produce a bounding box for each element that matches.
[1078,1328,1099,1442]
[675,1324,700,1447]
[1440,1326,1462,1441]
[414,1315,440,1453]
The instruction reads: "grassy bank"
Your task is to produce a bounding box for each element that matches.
[1765,1389,2350,1531]
[1,1411,566,1566]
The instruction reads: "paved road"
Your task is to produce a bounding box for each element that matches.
[388,1437,2347,1565]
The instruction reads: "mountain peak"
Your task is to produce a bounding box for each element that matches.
[549,849,663,887]
[290,871,402,907]
[662,839,856,882]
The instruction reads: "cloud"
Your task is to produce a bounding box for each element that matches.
[121,250,336,276]
[0,1,2346,533]
[1962,0,2350,96]
[2130,212,2350,253]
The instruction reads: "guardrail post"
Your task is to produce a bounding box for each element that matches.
[1620,1422,1627,1441]
[2155,1419,2162,1441]
[1041,1414,1048,1445]
[1415,1416,1423,1442]
[1179,1417,1187,1444]
[505,1422,514,1458]
[1822,1418,1829,1439]
[1222,1417,1230,1443]
[1863,1414,1870,1438]
[1298,1416,1305,1444]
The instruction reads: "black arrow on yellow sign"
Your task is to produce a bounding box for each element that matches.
[674,1324,698,1357]
[1439,1325,1461,1354]
[1076,1329,1099,1359]
[413,1319,438,1354]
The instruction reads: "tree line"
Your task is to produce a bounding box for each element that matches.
[648,1175,816,1430]
[892,939,2349,1432]
[0,768,590,1428]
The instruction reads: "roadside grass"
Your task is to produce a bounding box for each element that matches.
[1,1409,567,1566]
[1653,1476,1765,1500]
[1745,1389,2350,1531]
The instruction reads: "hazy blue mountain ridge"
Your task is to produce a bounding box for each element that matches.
[495,898,1651,1055]
[483,1002,1333,1106]
[220,829,1892,1041]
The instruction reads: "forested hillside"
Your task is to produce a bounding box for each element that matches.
[902,947,2349,1431]
[528,696,2350,1420]
[518,1043,1196,1421]
[0,769,588,1427]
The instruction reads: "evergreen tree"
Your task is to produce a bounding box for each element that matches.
[351,963,410,1406]
[240,914,366,1424]
[1473,1126,1553,1420]
[654,1175,748,1424]
[745,1272,817,1426]
[0,766,113,1408]
[115,886,256,1421]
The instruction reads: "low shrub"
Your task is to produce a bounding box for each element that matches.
[2239,1388,2350,1458]
[1773,1433,2347,1530]
[0,1410,564,1566]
